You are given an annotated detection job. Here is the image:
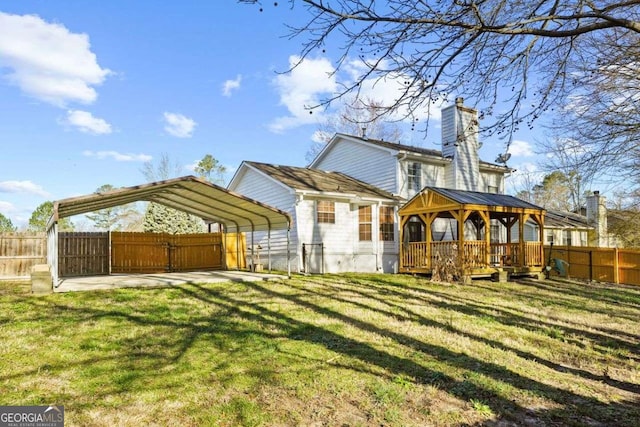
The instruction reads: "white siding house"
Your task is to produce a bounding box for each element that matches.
[310,98,510,201]
[228,162,400,273]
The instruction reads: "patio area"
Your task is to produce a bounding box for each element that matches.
[55,270,287,292]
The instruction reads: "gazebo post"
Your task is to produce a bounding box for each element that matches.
[519,213,525,267]
[458,209,465,270]
[482,211,491,267]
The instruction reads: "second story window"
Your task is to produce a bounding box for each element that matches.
[408,162,422,192]
[317,200,335,224]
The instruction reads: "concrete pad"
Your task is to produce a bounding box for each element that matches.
[31,264,53,294]
[55,270,288,293]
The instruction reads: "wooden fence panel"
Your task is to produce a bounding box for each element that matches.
[111,232,228,273]
[224,233,246,269]
[544,245,640,285]
[111,232,170,274]
[170,233,223,271]
[58,232,109,277]
[0,232,46,279]
[618,249,640,286]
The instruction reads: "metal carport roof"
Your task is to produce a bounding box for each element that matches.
[49,175,291,233]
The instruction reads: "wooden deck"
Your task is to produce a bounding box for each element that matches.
[400,240,545,277]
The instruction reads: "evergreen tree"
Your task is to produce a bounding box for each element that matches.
[28,201,74,231]
[143,202,204,234]
[194,154,227,185]
[0,213,16,232]
[141,153,205,233]
[85,184,140,230]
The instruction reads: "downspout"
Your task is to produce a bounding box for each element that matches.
[376,201,382,272]
[287,223,291,278]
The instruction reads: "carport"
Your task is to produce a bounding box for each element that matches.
[46,176,292,286]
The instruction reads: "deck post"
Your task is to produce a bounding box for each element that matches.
[519,213,525,267]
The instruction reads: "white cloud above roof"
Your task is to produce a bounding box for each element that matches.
[0,12,110,107]
[508,139,534,157]
[82,150,152,162]
[64,110,112,134]
[270,56,337,133]
[0,180,50,197]
[163,112,196,138]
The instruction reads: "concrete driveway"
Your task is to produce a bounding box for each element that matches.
[55,270,288,292]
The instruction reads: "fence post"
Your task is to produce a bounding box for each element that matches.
[613,247,619,284]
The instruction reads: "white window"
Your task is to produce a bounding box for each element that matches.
[408,162,422,192]
[487,185,498,194]
[546,230,554,244]
[317,200,335,224]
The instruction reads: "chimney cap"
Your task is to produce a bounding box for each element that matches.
[455,97,464,106]
[593,190,600,195]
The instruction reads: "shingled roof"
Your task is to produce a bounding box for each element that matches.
[331,133,508,169]
[426,187,544,210]
[245,161,398,201]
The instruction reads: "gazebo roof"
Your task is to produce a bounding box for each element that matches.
[399,187,545,216]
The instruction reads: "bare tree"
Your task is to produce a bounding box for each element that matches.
[306,97,403,162]
[141,153,182,182]
[242,1,640,154]
[543,28,640,194]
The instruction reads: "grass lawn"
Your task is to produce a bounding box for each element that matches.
[1,274,639,426]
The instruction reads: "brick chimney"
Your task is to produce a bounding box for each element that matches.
[441,97,480,191]
[586,190,608,247]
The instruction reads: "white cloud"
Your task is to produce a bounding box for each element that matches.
[0,180,50,197]
[163,112,196,138]
[82,150,152,162]
[270,56,337,133]
[0,12,110,107]
[222,75,242,97]
[0,201,16,212]
[270,55,447,133]
[64,110,112,134]
[505,162,544,194]
[508,139,534,157]
[342,59,444,122]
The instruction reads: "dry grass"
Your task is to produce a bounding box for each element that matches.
[0,274,638,426]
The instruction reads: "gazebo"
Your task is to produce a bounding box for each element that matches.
[399,187,546,277]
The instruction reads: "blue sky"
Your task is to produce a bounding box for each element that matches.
[1,1,544,228]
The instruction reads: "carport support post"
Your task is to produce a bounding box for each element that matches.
[287,226,291,278]
[267,228,271,272]
[250,225,255,271]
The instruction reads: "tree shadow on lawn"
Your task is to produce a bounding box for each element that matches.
[180,281,640,426]
[346,275,640,361]
[3,281,639,425]
[298,277,640,396]
[0,293,290,407]
[360,274,640,323]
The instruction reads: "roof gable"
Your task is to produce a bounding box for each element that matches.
[310,133,509,170]
[245,161,397,201]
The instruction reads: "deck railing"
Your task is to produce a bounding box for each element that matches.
[402,240,543,270]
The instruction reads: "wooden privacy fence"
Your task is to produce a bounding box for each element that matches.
[111,232,229,274]
[545,245,640,286]
[0,232,46,279]
[59,232,109,277]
